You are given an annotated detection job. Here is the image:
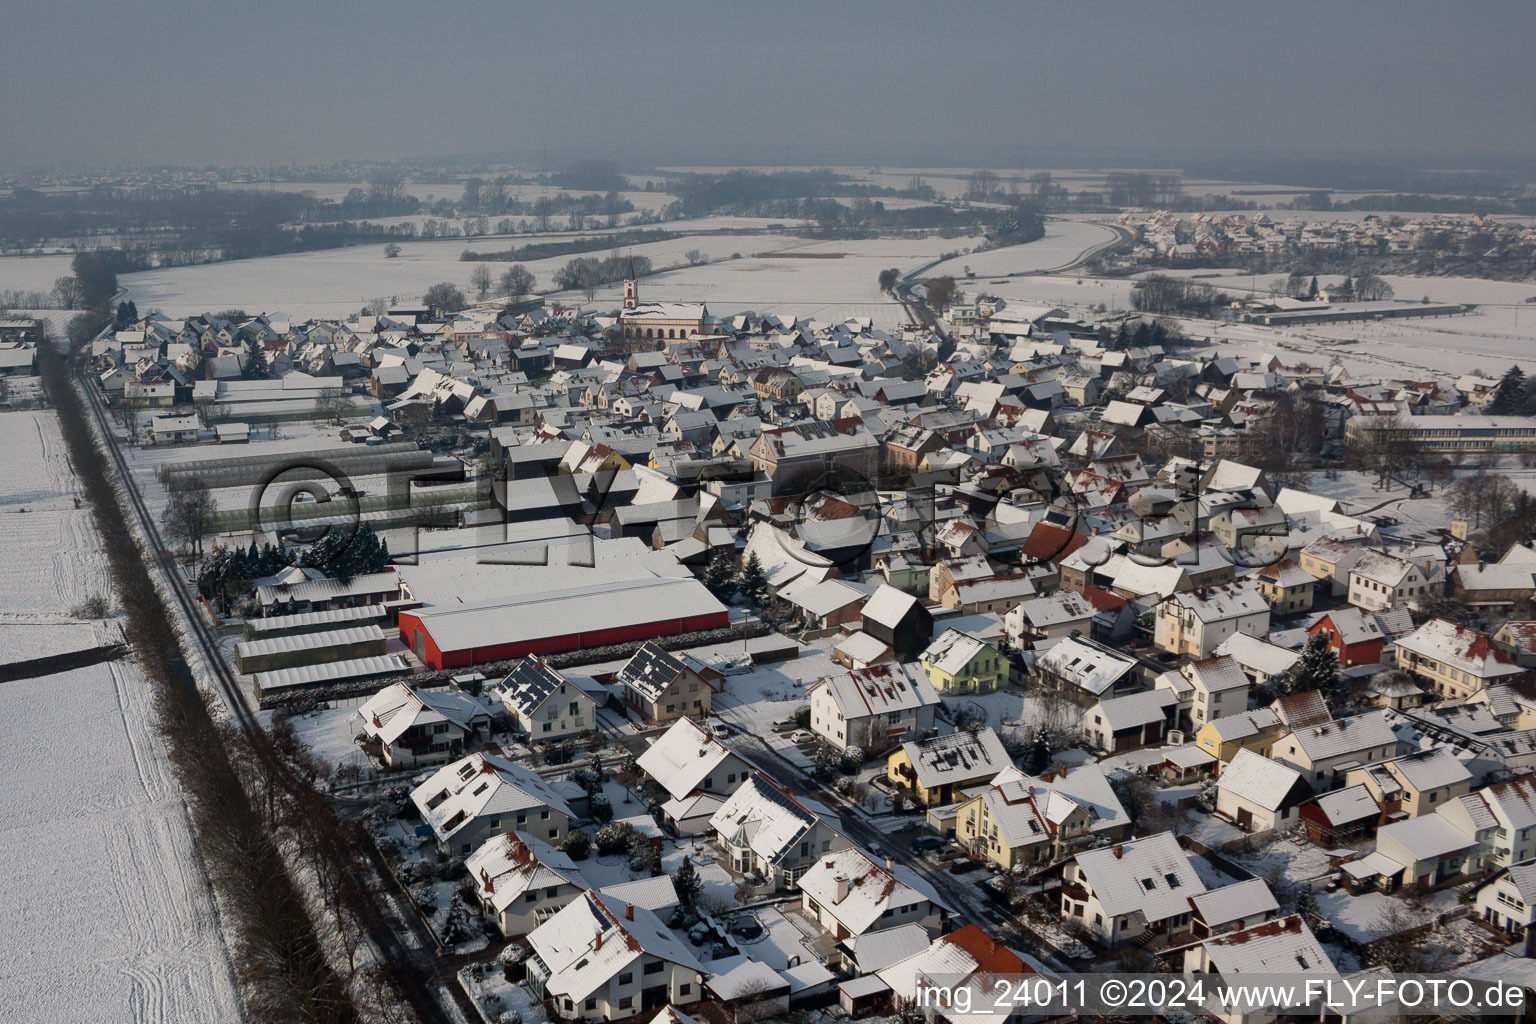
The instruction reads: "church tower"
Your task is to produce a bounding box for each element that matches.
[622,258,639,310]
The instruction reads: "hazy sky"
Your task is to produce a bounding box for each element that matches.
[5,0,1534,170]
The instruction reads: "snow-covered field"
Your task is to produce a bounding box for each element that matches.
[116,231,782,318]
[550,233,987,328]
[921,219,1118,279]
[0,254,77,293]
[0,408,243,1023]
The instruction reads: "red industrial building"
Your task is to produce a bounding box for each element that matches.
[398,575,729,670]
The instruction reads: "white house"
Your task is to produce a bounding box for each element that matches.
[496,656,600,742]
[1271,710,1407,792]
[1216,748,1314,832]
[526,890,704,1021]
[797,847,949,941]
[1060,831,1207,946]
[466,831,587,937]
[411,752,577,855]
[806,663,941,754]
[1472,861,1536,954]
[358,682,493,768]
[1182,916,1338,1024]
[635,718,753,805]
[1155,582,1270,659]
[709,773,853,889]
[1347,550,1431,612]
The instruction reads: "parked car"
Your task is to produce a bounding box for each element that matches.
[911,835,946,852]
[948,858,984,875]
[787,730,814,744]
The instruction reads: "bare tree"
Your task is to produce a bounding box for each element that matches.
[52,276,86,309]
[166,476,216,561]
[684,248,705,266]
[382,242,401,258]
[498,264,535,301]
[316,387,352,426]
[469,264,493,301]
[422,282,466,315]
[924,275,959,311]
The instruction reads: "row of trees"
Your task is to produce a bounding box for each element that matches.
[553,253,652,300]
[1131,273,1231,316]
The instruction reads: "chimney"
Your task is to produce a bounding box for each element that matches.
[594,930,602,951]
[625,903,634,921]
[885,856,895,872]
[1112,845,1124,860]
[833,874,851,904]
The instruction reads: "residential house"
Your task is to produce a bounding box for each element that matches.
[1344,747,1473,819]
[1395,618,1527,699]
[1195,708,1284,768]
[1252,558,1315,615]
[1437,775,1536,873]
[1081,689,1179,753]
[496,657,599,742]
[1005,591,1097,646]
[1188,878,1281,938]
[1154,583,1270,659]
[1214,632,1301,690]
[526,890,704,1020]
[709,773,852,889]
[859,585,934,662]
[1182,916,1338,1024]
[887,728,1011,806]
[1060,831,1207,947]
[635,718,753,813]
[466,831,587,938]
[411,752,576,855]
[358,682,493,769]
[798,847,948,942]
[1156,655,1253,729]
[1347,550,1431,612]
[1471,861,1536,954]
[1271,711,1406,792]
[956,764,1129,869]
[917,628,1004,695]
[1298,536,1367,597]
[1374,815,1481,889]
[1216,748,1314,832]
[807,663,941,754]
[1035,635,1141,703]
[618,643,715,724]
[1297,785,1384,846]
[1308,607,1406,668]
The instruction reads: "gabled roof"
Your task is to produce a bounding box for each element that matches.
[1219,748,1309,811]
[920,629,994,676]
[527,890,702,1001]
[1285,710,1400,763]
[636,718,747,802]
[617,642,690,702]
[899,728,1010,788]
[810,663,940,720]
[466,831,584,914]
[1203,915,1336,977]
[497,656,594,717]
[861,584,921,629]
[798,847,944,935]
[411,753,576,843]
[1074,831,1207,923]
[359,682,489,745]
[710,774,837,865]
[1189,878,1279,929]
[1396,619,1524,680]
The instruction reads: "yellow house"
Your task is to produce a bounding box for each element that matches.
[887,728,1010,807]
[955,765,1127,870]
[918,628,1005,695]
[1194,708,1284,769]
[1343,748,1473,819]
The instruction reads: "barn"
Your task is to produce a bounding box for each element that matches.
[398,575,728,670]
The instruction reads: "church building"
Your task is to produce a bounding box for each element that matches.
[617,274,708,347]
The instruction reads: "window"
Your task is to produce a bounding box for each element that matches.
[619,973,633,985]
[680,984,691,996]
[620,997,633,1009]
[644,960,665,975]
[569,702,581,717]
[526,892,538,903]
[585,998,598,1010]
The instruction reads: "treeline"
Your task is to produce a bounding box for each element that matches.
[1130,273,1232,316]
[0,184,419,263]
[553,254,654,298]
[460,228,679,263]
[659,168,922,219]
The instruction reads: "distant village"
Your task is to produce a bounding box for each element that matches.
[13,261,1536,1024]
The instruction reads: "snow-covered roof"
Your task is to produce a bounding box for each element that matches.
[1189,877,1279,929]
[810,663,940,721]
[527,890,702,1001]
[920,629,993,676]
[898,728,1010,789]
[1074,831,1207,924]
[1220,748,1307,810]
[411,753,576,843]
[1203,915,1336,977]
[359,682,489,746]
[1377,814,1479,861]
[496,656,595,717]
[1088,689,1179,732]
[1036,636,1138,696]
[636,718,746,802]
[1309,784,1380,826]
[466,831,584,914]
[1285,710,1401,763]
[797,847,945,935]
[710,774,838,866]
[1396,619,1524,681]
